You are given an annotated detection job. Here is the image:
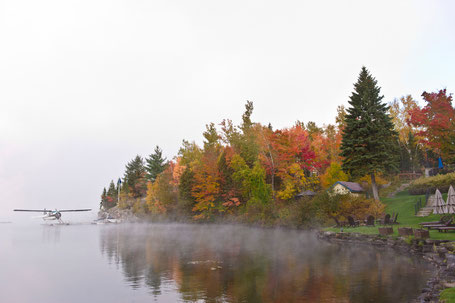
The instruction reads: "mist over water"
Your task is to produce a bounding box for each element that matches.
[1,223,432,303]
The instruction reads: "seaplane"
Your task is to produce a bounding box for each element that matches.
[13,208,92,224]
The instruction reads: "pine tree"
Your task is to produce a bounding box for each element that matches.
[100,187,107,209]
[340,67,398,200]
[107,180,118,208]
[124,155,147,197]
[145,146,167,182]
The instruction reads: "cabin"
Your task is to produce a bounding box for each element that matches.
[330,181,365,197]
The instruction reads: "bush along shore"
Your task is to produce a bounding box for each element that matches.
[318,231,455,303]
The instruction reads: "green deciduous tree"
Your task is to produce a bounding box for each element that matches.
[340,67,398,200]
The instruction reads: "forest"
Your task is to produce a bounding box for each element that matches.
[100,68,455,227]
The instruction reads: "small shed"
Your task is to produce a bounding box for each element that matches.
[295,190,317,199]
[330,181,364,196]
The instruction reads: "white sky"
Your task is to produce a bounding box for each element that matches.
[1,0,454,219]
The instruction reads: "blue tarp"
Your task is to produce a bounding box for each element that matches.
[438,157,444,169]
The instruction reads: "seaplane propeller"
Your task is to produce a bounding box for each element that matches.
[14,208,91,224]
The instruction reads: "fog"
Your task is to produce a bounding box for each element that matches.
[0,223,433,302]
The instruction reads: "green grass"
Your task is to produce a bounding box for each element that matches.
[325,190,455,241]
[440,287,455,303]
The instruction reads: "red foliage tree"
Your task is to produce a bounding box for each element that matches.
[408,89,455,162]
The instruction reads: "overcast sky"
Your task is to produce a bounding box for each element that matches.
[1,0,454,220]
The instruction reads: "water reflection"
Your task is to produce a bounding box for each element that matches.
[100,224,431,303]
[41,225,61,243]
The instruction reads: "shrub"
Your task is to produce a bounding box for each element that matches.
[408,172,455,195]
[275,197,318,228]
[313,191,385,226]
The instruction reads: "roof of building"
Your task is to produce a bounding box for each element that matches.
[332,181,364,193]
[295,190,317,197]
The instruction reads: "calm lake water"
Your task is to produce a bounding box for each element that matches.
[0,223,432,303]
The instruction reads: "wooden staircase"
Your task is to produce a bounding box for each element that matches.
[416,207,433,217]
[416,195,434,217]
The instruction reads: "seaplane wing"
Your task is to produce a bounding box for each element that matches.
[14,209,50,212]
[14,209,91,212]
[59,209,92,212]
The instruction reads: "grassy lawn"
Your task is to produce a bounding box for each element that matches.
[325,190,455,241]
[440,287,455,303]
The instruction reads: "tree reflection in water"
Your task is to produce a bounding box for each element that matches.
[99,224,432,303]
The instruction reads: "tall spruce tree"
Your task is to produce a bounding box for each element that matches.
[340,67,398,200]
[145,146,167,182]
[124,155,147,197]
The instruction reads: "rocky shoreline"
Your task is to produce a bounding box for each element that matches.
[97,206,140,223]
[317,230,455,302]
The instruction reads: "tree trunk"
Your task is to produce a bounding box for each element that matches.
[371,172,380,201]
[331,216,341,227]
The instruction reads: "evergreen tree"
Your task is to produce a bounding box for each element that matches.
[145,146,167,182]
[107,180,118,207]
[305,121,323,140]
[340,67,398,200]
[124,155,147,197]
[240,101,254,131]
[202,123,220,151]
[100,187,107,209]
[239,101,259,167]
[178,167,196,207]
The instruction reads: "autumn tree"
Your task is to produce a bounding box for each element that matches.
[389,95,424,172]
[335,105,347,130]
[146,168,177,215]
[220,101,259,168]
[178,140,202,168]
[146,146,167,182]
[190,123,223,220]
[314,191,383,226]
[389,95,419,143]
[263,125,319,200]
[340,67,398,200]
[408,89,455,163]
[305,121,323,140]
[320,162,348,188]
[310,124,342,173]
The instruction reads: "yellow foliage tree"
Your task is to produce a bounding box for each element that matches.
[277,163,318,200]
[146,168,177,215]
[320,162,349,188]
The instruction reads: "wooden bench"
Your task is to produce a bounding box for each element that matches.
[436,227,455,233]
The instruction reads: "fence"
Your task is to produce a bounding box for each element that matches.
[414,198,423,215]
[414,191,431,215]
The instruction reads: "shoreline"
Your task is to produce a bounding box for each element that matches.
[317,230,455,303]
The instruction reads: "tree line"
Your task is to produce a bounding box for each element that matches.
[100,67,455,225]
